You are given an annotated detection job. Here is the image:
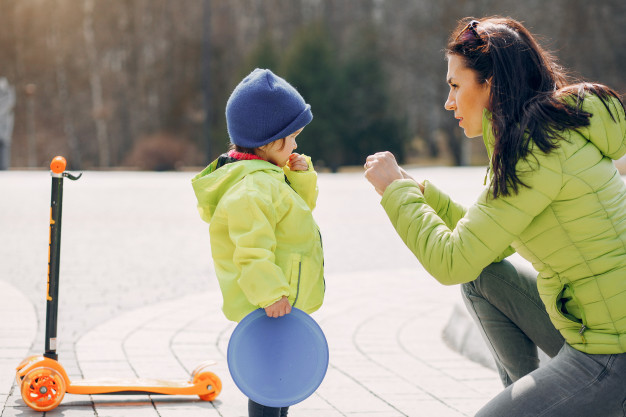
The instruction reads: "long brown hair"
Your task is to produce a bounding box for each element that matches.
[447,17,624,198]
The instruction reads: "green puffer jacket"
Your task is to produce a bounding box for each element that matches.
[191,155,324,322]
[382,95,626,354]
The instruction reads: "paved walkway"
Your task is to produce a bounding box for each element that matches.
[0,167,502,416]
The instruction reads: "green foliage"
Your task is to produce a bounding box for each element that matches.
[281,23,344,170]
[240,34,281,76]
[338,26,406,166]
[242,22,406,171]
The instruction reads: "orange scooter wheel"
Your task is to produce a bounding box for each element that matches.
[21,367,66,412]
[193,371,222,401]
[190,360,217,378]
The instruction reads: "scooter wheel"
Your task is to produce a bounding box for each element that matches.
[193,371,222,401]
[21,367,66,412]
[190,360,217,378]
[15,355,41,386]
[16,355,41,372]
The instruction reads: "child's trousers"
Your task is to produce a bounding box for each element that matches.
[248,399,288,417]
[461,259,626,417]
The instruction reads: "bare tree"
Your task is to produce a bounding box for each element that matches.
[52,0,82,168]
[1,0,624,168]
[0,78,15,169]
[24,83,37,167]
[83,0,110,167]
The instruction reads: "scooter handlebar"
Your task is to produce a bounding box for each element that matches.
[50,156,67,174]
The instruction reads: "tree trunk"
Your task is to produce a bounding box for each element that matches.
[83,0,110,167]
[52,1,82,169]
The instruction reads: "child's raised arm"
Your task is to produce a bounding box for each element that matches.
[287,153,308,171]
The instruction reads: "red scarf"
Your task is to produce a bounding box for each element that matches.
[227,150,279,166]
[227,150,264,161]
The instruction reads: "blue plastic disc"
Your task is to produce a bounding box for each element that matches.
[227,307,329,407]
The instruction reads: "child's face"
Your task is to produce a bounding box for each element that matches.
[261,129,303,167]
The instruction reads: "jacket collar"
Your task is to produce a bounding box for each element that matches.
[481,108,495,160]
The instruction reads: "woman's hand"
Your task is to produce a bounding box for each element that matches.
[399,167,425,193]
[264,296,292,318]
[287,153,309,171]
[364,152,405,196]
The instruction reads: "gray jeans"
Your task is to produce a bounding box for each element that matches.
[461,259,626,417]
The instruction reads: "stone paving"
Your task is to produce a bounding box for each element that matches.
[0,166,503,416]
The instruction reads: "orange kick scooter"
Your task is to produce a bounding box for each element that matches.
[15,156,222,412]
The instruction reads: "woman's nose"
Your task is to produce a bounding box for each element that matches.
[444,94,455,111]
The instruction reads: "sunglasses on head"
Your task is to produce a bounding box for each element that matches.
[455,20,482,43]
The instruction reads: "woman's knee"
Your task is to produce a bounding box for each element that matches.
[461,261,514,300]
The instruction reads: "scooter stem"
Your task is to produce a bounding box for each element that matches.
[45,157,81,360]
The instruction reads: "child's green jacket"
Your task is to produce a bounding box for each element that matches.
[382,95,626,354]
[192,155,324,322]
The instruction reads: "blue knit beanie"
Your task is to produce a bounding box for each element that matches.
[226,68,313,148]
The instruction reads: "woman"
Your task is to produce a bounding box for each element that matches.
[364,17,626,416]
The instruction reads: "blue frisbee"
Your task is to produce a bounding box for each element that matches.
[227,307,329,407]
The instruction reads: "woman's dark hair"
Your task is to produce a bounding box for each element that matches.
[446,16,624,198]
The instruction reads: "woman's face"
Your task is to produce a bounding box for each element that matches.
[444,54,491,138]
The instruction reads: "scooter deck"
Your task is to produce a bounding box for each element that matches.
[68,378,203,395]
[17,356,219,397]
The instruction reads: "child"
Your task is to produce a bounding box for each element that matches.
[191,68,325,417]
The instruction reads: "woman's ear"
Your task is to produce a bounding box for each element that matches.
[483,78,492,110]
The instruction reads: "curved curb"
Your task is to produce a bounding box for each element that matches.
[0,280,38,395]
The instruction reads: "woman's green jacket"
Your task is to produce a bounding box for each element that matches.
[382,95,626,354]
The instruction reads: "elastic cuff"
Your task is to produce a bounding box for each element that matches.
[259,294,288,309]
[381,179,422,205]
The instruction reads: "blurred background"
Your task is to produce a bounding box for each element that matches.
[0,0,624,172]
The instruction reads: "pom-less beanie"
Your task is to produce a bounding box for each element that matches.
[226,68,313,148]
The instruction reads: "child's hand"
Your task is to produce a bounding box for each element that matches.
[264,296,292,318]
[287,153,309,171]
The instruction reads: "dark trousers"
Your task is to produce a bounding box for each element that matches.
[248,399,289,417]
[462,259,626,416]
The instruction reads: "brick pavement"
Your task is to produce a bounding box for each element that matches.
[0,167,501,416]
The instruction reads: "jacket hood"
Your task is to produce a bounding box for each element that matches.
[574,94,626,160]
[191,158,282,223]
[482,94,626,160]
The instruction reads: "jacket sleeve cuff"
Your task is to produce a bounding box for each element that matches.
[283,155,318,210]
[259,294,289,309]
[381,179,424,209]
[423,180,468,229]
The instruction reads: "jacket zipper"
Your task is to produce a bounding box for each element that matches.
[292,261,302,307]
[564,283,587,344]
[318,230,326,292]
[579,325,586,343]
[284,175,293,189]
